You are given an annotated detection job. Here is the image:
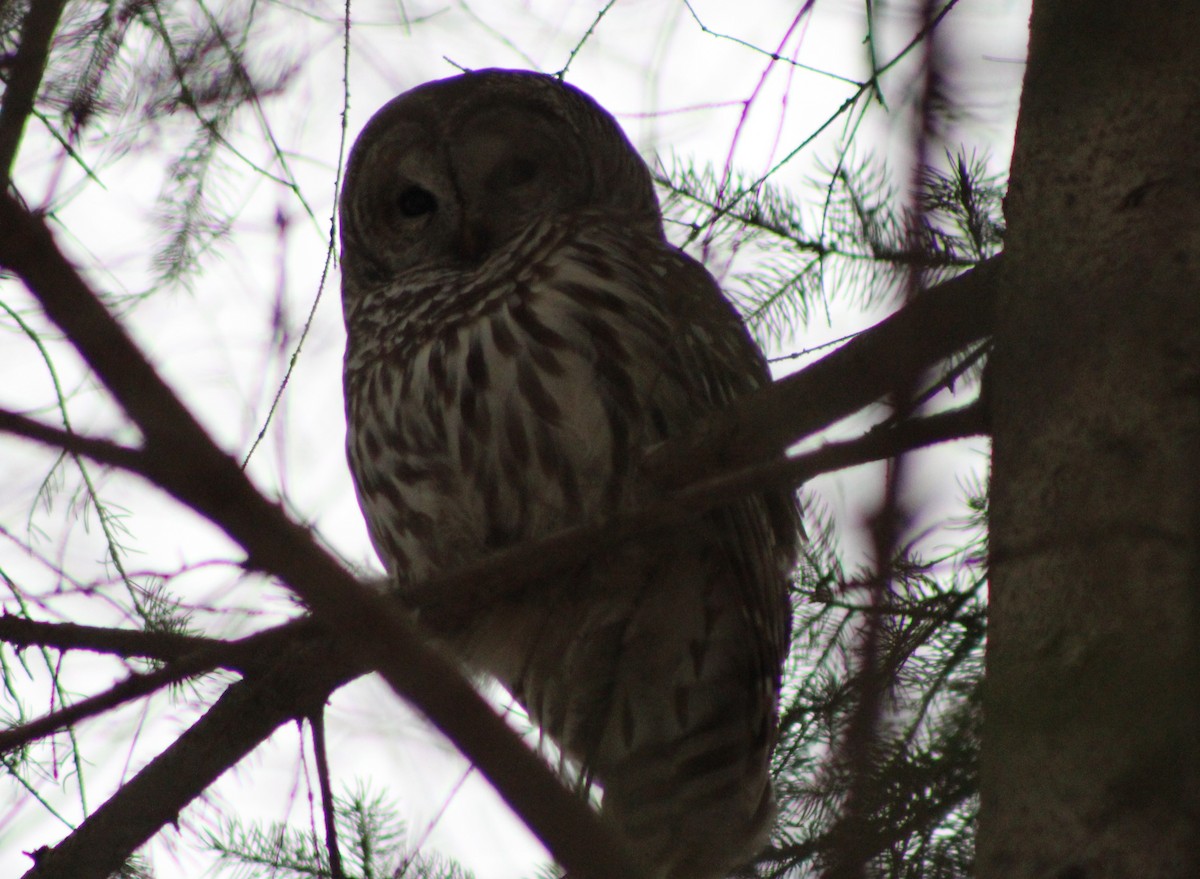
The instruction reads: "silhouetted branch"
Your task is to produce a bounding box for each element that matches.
[0,615,230,662]
[311,712,347,879]
[648,255,997,486]
[413,400,986,631]
[0,191,646,879]
[25,632,363,879]
[0,618,319,753]
[0,0,68,182]
[0,409,146,472]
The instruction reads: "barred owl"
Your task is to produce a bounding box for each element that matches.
[340,69,801,879]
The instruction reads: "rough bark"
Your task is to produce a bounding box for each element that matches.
[981,2,1200,877]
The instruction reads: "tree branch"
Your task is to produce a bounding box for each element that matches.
[0,615,229,662]
[0,0,68,183]
[412,400,987,631]
[0,618,321,754]
[2,652,226,756]
[0,613,318,670]
[648,255,998,485]
[25,633,366,879]
[0,191,645,879]
[0,409,147,473]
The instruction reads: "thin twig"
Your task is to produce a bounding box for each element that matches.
[556,0,618,79]
[240,0,355,468]
[310,712,346,879]
[0,614,315,667]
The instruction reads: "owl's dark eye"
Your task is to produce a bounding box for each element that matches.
[395,185,437,218]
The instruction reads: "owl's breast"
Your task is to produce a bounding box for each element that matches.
[344,238,678,589]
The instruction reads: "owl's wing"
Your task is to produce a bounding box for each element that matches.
[535,223,804,873]
[557,220,802,647]
[648,242,803,701]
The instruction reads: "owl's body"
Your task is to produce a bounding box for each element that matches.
[341,70,800,879]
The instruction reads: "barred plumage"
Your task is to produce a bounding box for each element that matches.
[340,69,801,879]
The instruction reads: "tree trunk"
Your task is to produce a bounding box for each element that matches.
[980,2,1200,877]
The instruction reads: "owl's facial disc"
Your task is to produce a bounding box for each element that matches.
[445,103,592,262]
[341,69,663,286]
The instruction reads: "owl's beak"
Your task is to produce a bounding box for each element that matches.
[454,217,493,265]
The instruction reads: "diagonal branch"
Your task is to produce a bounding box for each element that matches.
[412,401,987,631]
[0,647,235,756]
[0,192,644,879]
[0,0,68,183]
[648,255,998,486]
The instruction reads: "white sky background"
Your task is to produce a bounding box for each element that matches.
[0,1,1028,876]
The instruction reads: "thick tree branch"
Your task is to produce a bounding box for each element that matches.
[0,192,644,879]
[413,401,987,631]
[0,0,67,183]
[648,256,998,485]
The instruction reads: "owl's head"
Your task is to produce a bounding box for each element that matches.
[339,69,663,288]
